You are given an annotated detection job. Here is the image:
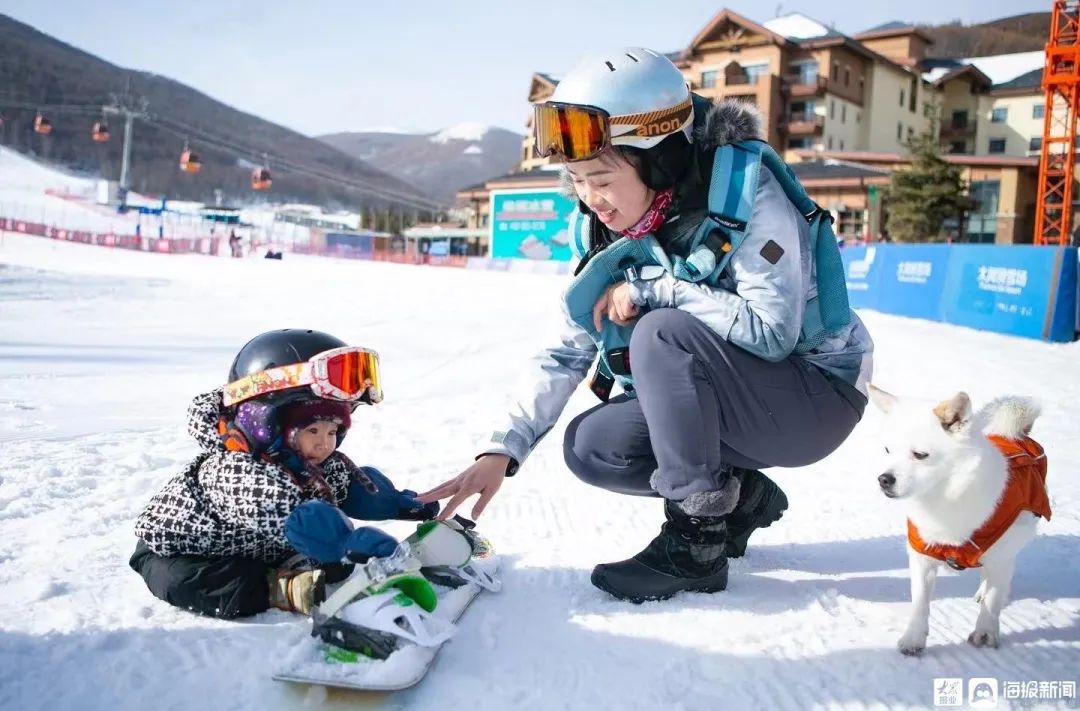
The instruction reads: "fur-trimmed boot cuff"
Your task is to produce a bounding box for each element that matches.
[673,475,741,517]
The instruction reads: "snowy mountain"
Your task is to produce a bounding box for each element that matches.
[0,13,434,209]
[429,122,494,144]
[319,124,524,203]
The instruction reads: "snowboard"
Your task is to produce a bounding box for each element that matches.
[273,541,498,691]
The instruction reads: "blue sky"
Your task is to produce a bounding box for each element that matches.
[1,0,1049,137]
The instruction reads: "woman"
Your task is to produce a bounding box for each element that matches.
[419,48,873,603]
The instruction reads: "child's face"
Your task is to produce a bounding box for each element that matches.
[293,421,339,465]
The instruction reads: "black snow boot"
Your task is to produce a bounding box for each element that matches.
[723,468,789,558]
[591,497,732,604]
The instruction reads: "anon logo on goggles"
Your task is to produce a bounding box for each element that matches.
[223,346,383,407]
[609,98,694,139]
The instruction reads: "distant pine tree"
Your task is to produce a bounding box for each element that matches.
[886,126,973,243]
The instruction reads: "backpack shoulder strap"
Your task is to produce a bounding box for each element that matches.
[682,140,766,281]
[753,141,821,221]
[706,141,764,235]
[705,140,852,350]
[742,141,853,349]
[566,207,591,261]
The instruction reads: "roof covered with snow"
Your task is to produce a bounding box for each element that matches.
[965,51,1045,85]
[993,68,1043,92]
[922,66,954,83]
[921,51,1044,89]
[763,13,837,40]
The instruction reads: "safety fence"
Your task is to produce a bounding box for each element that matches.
[0,216,221,255]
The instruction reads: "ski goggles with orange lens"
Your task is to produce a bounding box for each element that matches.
[533,102,612,162]
[223,346,383,407]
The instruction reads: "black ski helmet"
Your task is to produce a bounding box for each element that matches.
[226,328,352,408]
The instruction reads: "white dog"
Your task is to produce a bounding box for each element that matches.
[868,385,1052,655]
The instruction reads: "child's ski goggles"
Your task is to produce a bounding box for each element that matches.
[223,346,383,407]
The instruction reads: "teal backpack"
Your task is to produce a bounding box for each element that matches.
[564,139,851,400]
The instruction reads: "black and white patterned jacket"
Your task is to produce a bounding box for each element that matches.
[135,389,360,563]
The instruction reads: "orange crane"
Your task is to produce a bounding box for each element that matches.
[1034,0,1080,245]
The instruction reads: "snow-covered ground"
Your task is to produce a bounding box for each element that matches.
[0,233,1077,711]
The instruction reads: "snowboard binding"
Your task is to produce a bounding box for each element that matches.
[308,518,501,662]
[407,517,501,592]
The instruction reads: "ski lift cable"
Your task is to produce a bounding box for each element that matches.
[0,99,107,115]
[146,115,444,210]
[0,97,445,211]
[152,117,443,211]
[152,116,440,211]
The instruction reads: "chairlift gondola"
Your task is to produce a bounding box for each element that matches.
[179,142,202,173]
[91,121,110,142]
[251,166,272,190]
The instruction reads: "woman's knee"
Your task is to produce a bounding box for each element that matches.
[562,408,655,496]
[629,308,692,351]
[562,409,607,486]
[629,308,731,373]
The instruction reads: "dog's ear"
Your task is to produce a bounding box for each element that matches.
[868,384,897,414]
[933,392,971,433]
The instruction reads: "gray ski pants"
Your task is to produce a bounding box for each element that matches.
[563,308,866,500]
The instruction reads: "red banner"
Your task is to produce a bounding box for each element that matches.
[1,217,220,256]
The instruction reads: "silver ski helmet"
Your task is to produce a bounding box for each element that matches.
[534,48,695,188]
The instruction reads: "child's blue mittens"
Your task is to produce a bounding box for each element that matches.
[285,500,398,563]
[341,466,439,521]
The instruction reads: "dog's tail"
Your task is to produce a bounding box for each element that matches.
[978,396,1041,439]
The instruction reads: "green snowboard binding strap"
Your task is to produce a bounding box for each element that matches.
[406,518,502,592]
[310,544,450,662]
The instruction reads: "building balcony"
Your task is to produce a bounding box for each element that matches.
[693,75,761,97]
[940,123,976,140]
[785,74,828,97]
[784,113,825,135]
[721,75,760,95]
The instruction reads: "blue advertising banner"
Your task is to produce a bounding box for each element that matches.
[490,189,577,261]
[1050,248,1078,340]
[841,245,882,310]
[326,232,374,257]
[939,245,1076,341]
[840,244,1077,342]
[873,244,952,320]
